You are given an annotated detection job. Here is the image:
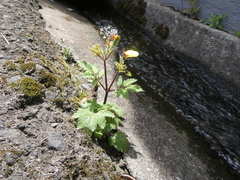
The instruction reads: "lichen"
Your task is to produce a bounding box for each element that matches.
[19,62,36,74]
[155,24,169,39]
[38,69,57,87]
[3,61,16,71]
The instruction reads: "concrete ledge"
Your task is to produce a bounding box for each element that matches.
[109,0,240,88]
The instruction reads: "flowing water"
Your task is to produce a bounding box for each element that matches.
[60,0,240,176]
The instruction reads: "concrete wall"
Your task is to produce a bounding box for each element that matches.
[159,0,240,34]
[108,0,240,89]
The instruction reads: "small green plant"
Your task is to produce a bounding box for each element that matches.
[73,35,143,152]
[62,47,73,59]
[236,30,240,37]
[201,13,228,30]
[182,0,200,19]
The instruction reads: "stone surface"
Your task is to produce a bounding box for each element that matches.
[47,132,68,151]
[0,0,125,179]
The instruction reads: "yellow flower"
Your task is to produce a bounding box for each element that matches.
[124,50,139,58]
[114,35,120,40]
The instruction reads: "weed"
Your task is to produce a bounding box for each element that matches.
[182,0,200,19]
[73,35,143,152]
[236,30,240,37]
[62,47,73,59]
[201,13,228,30]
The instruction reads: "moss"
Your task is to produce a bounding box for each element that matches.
[3,61,16,71]
[155,24,169,39]
[37,54,71,89]
[14,57,25,64]
[3,167,13,178]
[78,92,87,100]
[33,53,91,111]
[11,77,44,99]
[70,96,81,109]
[38,69,57,87]
[19,62,36,74]
[0,76,7,84]
[51,98,65,109]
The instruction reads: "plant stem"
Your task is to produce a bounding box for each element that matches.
[103,59,108,104]
[108,71,119,91]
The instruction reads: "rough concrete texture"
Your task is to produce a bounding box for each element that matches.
[39,0,239,179]
[159,0,240,33]
[109,0,240,90]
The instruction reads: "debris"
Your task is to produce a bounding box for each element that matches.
[1,32,9,44]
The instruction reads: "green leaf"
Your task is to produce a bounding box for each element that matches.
[115,88,124,98]
[73,101,116,133]
[217,25,223,29]
[80,73,95,80]
[108,131,129,152]
[84,128,93,136]
[114,61,121,71]
[119,55,124,65]
[125,70,132,76]
[78,61,93,72]
[98,69,104,78]
[87,99,101,112]
[102,101,124,118]
[126,84,144,92]
[117,76,123,87]
[94,131,103,139]
[100,117,121,134]
[123,78,138,86]
[92,78,99,87]
[107,35,121,56]
[122,89,130,100]
[74,108,106,131]
[115,77,143,100]
[89,44,103,57]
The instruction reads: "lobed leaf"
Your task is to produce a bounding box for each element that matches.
[123,78,138,86]
[102,101,124,118]
[73,105,115,134]
[108,131,129,152]
[117,76,123,87]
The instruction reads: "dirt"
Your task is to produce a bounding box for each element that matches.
[0,0,239,179]
[0,0,126,179]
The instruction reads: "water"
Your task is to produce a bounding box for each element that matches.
[61,0,240,175]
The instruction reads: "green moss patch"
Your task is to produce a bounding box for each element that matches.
[155,24,169,39]
[12,77,44,99]
[14,57,26,64]
[19,62,36,74]
[38,69,57,87]
[3,61,16,71]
